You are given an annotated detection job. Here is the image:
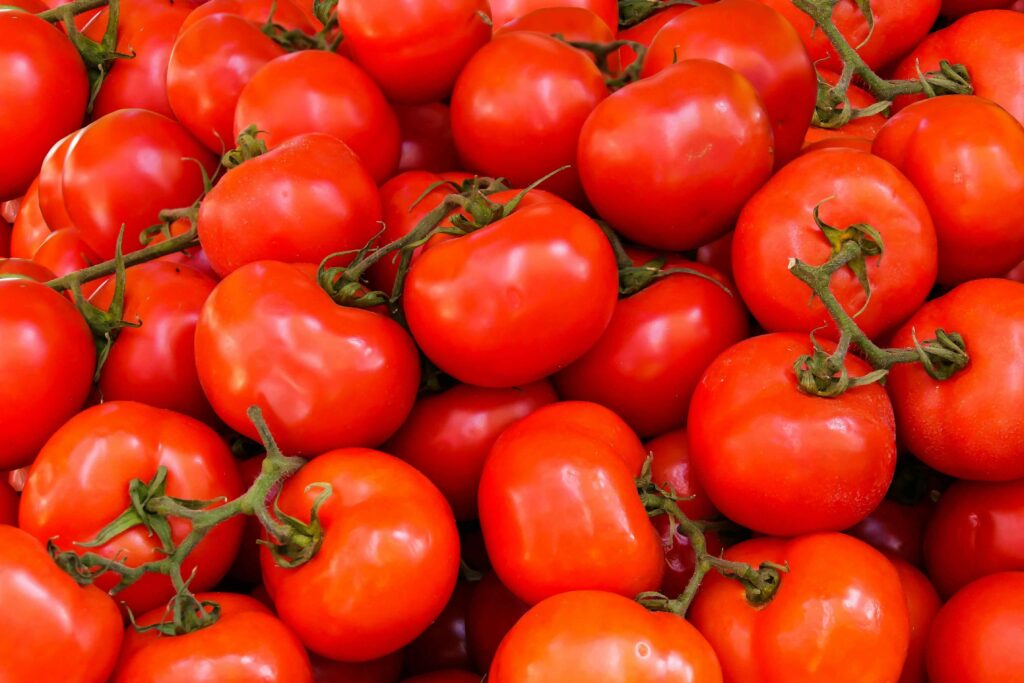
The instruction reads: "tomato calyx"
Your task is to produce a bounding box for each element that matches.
[617,0,699,29]
[558,37,646,90]
[261,0,343,53]
[222,125,269,169]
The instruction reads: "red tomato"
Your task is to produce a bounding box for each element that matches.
[311,651,404,683]
[32,228,106,300]
[451,32,608,205]
[10,177,52,259]
[555,257,748,437]
[403,581,474,676]
[0,525,123,683]
[19,401,245,614]
[181,0,313,33]
[695,231,734,280]
[395,103,460,174]
[618,5,690,68]
[0,11,88,200]
[0,278,94,469]
[893,560,941,683]
[404,201,617,388]
[167,14,284,151]
[733,149,937,338]
[62,109,216,259]
[873,95,1024,284]
[261,448,460,662]
[0,479,17,525]
[801,135,874,153]
[195,261,420,456]
[336,0,491,105]
[489,0,617,30]
[490,590,723,682]
[643,0,815,168]
[0,257,55,281]
[384,380,557,521]
[926,572,1024,683]
[401,673,479,683]
[942,0,1014,16]
[478,401,663,604]
[234,51,400,183]
[887,279,1024,481]
[689,333,897,536]
[151,217,217,279]
[497,6,618,69]
[847,498,934,567]
[691,533,910,683]
[36,132,76,232]
[578,60,773,251]
[465,572,529,673]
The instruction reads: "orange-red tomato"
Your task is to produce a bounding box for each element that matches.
[465,572,530,673]
[10,177,51,259]
[489,0,617,29]
[36,132,76,232]
[893,560,942,683]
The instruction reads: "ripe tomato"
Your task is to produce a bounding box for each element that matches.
[733,149,937,338]
[478,401,663,604]
[384,380,557,521]
[336,0,491,105]
[181,0,313,33]
[688,333,897,536]
[555,257,748,437]
[497,6,619,69]
[151,216,217,279]
[942,0,1015,16]
[691,533,910,683]
[802,72,886,145]
[10,177,52,259]
[490,590,723,682]
[618,5,690,68]
[19,401,245,614]
[0,525,123,683]
[0,278,94,470]
[195,261,420,456]
[465,572,529,673]
[926,572,1024,683]
[0,257,55,281]
[395,103,460,174]
[234,51,400,183]
[311,651,404,683]
[489,0,617,30]
[32,228,106,298]
[578,60,773,251]
[0,10,88,201]
[112,593,313,683]
[403,581,474,675]
[893,560,941,683]
[167,14,284,151]
[887,279,1024,481]
[261,448,460,662]
[847,498,934,567]
[0,480,16,526]
[451,32,608,205]
[62,109,216,259]
[872,95,1024,284]
[404,201,617,388]
[643,0,816,168]
[37,132,76,232]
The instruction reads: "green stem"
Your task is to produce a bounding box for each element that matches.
[37,0,108,21]
[617,0,698,28]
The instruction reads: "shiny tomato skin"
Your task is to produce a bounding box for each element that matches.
[643,0,816,168]
[496,6,619,70]
[490,590,723,682]
[555,257,748,437]
[402,580,474,676]
[37,132,76,232]
[690,533,910,683]
[19,402,244,614]
[112,592,313,683]
[384,380,558,521]
[688,333,897,536]
[578,59,773,251]
[196,261,420,456]
[0,525,124,683]
[336,0,491,105]
[0,278,94,469]
[261,448,460,662]
[466,572,530,673]
[197,133,382,277]
[234,51,400,183]
[926,572,1024,683]
[892,560,941,683]
[846,498,933,567]
[872,95,1024,284]
[0,257,54,282]
[451,32,608,205]
[478,401,664,604]
[887,279,1024,481]
[404,201,617,388]
[10,177,52,259]
[62,109,216,259]
[311,651,404,683]
[618,6,690,68]
[395,103,460,174]
[0,11,88,201]
[180,0,313,33]
[646,428,717,520]
[489,0,617,30]
[734,149,937,339]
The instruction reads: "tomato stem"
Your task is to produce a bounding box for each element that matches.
[616,0,699,29]
[36,0,108,21]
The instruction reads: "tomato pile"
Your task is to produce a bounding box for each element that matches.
[3,0,1024,681]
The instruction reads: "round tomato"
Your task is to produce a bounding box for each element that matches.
[180,0,313,33]
[311,651,404,683]
[847,498,934,568]
[618,5,690,68]
[32,228,106,298]
[893,560,942,683]
[10,177,52,259]
[37,132,76,232]
[488,0,617,30]
[465,572,529,673]
[496,6,619,71]
[0,257,55,281]
[402,580,474,675]
[395,103,460,174]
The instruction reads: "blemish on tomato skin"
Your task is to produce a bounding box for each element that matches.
[635,641,651,658]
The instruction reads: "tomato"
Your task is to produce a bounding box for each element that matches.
[401,673,479,683]
[893,560,941,683]
[801,135,874,153]
[0,278,94,470]
[0,525,123,683]
[402,580,474,676]
[181,0,313,33]
[689,333,897,536]
[0,217,8,257]
[19,401,245,614]
[262,448,460,661]
[62,109,216,259]
[0,257,55,281]
[490,590,723,682]
[887,279,1024,481]
[891,11,1024,125]
[733,149,937,338]
[465,572,529,673]
[234,52,400,183]
[942,0,1015,17]
[752,0,939,71]
[643,0,815,168]
[497,6,618,70]
[395,103,460,174]
[691,533,910,683]
[336,0,491,105]
[0,11,88,201]
[926,572,1024,683]
[695,231,734,280]
[618,5,690,68]
[489,0,617,30]
[847,498,934,567]
[167,14,284,151]
[37,132,76,232]
[311,651,404,683]
[872,96,1024,284]
[555,257,748,437]
[384,380,557,521]
[404,201,617,388]
[802,72,886,146]
[152,217,217,279]
[451,32,608,205]
[578,60,773,251]
[32,228,106,298]
[10,177,52,259]
[0,479,17,525]
[478,401,663,604]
